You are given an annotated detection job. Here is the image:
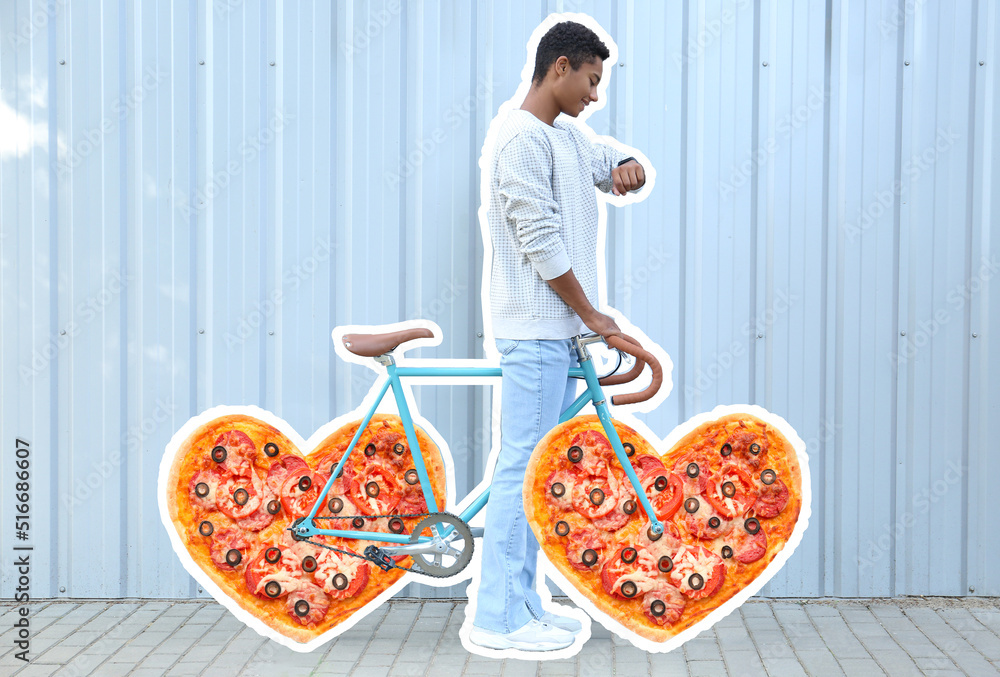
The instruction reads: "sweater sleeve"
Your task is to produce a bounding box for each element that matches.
[567,124,633,193]
[496,133,571,280]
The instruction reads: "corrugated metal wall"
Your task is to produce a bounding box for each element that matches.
[1,0,997,600]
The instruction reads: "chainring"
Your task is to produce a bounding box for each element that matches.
[407,512,475,578]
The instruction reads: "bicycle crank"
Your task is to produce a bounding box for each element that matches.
[382,512,474,578]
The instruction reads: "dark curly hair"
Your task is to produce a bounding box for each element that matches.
[532,21,610,85]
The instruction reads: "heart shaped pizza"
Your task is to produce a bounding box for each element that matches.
[161,411,447,646]
[524,411,806,647]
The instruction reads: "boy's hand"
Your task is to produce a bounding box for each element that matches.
[583,309,621,338]
[611,160,645,196]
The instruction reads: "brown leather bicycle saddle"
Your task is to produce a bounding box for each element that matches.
[341,328,435,357]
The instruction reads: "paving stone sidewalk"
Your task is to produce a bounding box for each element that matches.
[1,597,998,676]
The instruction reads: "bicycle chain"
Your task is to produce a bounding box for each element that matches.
[290,512,435,575]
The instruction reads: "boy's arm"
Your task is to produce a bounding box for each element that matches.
[545,269,621,337]
[580,128,646,195]
[498,134,571,280]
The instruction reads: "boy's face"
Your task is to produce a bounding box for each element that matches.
[551,56,603,117]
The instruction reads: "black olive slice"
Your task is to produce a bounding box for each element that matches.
[647,525,662,542]
[198,520,214,537]
[550,482,566,498]
[404,469,419,486]
[264,547,281,564]
[686,462,700,478]
[622,499,637,515]
[331,463,343,479]
[328,497,343,514]
[567,446,584,463]
[589,487,605,506]
[721,481,737,498]
[352,517,365,529]
[650,599,666,617]
[388,517,405,534]
[364,443,376,457]
[294,600,310,617]
[689,573,704,590]
[264,581,282,598]
[720,443,732,457]
[749,442,761,455]
[621,547,638,564]
[658,555,673,573]
[684,497,700,514]
[267,499,281,515]
[302,556,317,573]
[621,581,638,598]
[721,545,733,559]
[233,488,249,506]
[745,518,761,535]
[393,442,406,455]
[581,549,598,567]
[264,442,279,457]
[194,482,210,498]
[332,573,349,590]
[211,446,227,463]
[225,549,242,566]
[298,476,312,492]
[708,516,721,529]
[654,475,668,491]
[366,481,380,498]
[554,520,570,537]
[623,442,635,457]
[761,469,777,485]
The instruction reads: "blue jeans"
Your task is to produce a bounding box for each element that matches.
[473,338,580,633]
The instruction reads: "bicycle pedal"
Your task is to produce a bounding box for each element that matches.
[364,545,395,571]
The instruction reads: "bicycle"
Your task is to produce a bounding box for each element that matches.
[287,327,665,580]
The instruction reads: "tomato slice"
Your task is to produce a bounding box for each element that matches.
[280,470,329,518]
[285,581,330,626]
[631,453,666,476]
[639,470,684,521]
[312,546,371,600]
[704,463,758,519]
[216,474,263,520]
[571,472,622,519]
[349,463,402,516]
[600,545,659,600]
[211,430,258,477]
[669,544,725,599]
[244,545,305,599]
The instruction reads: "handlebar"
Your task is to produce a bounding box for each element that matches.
[601,333,663,406]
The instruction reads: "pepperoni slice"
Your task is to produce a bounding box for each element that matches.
[669,545,725,599]
[367,428,408,468]
[753,477,789,518]
[348,464,402,516]
[572,472,622,520]
[592,502,631,531]
[208,528,250,570]
[683,499,735,541]
[280,470,329,519]
[285,582,330,625]
[395,487,430,515]
[704,463,758,519]
[642,579,686,626]
[639,470,684,521]
[568,430,614,476]
[725,424,768,471]
[631,454,666,476]
[189,468,225,511]
[244,546,305,599]
[565,529,610,572]
[217,473,263,520]
[236,484,278,532]
[545,469,575,509]
[732,523,768,563]
[312,546,371,600]
[670,455,711,495]
[211,430,258,477]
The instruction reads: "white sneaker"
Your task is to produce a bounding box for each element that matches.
[538,610,583,634]
[468,618,575,651]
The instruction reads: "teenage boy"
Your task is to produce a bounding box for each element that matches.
[470,20,646,651]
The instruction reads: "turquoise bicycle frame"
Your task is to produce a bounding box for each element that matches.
[295,335,664,546]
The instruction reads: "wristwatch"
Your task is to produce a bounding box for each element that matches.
[617,156,637,167]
